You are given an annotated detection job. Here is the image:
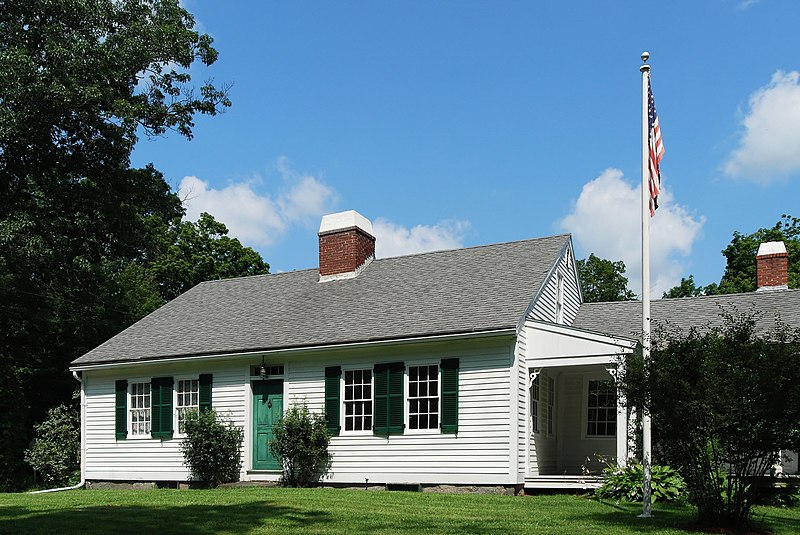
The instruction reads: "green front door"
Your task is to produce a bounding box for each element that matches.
[252,380,283,470]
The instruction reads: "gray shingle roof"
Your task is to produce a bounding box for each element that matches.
[573,289,800,339]
[73,235,570,366]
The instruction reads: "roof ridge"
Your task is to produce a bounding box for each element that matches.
[372,233,571,262]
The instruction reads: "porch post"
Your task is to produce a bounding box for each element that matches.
[606,366,628,467]
[616,393,628,467]
[525,369,542,476]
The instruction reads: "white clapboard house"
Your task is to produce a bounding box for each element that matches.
[70,210,800,491]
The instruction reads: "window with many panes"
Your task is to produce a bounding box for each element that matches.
[408,365,438,430]
[586,380,616,437]
[344,369,372,432]
[176,379,199,433]
[130,382,151,436]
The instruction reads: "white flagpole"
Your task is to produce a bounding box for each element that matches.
[639,51,653,519]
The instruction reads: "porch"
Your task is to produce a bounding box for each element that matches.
[523,321,637,489]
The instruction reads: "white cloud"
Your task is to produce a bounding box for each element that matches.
[373,218,471,258]
[178,157,338,247]
[558,168,704,297]
[723,70,800,183]
[737,0,760,10]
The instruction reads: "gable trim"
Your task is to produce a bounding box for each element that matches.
[516,236,573,333]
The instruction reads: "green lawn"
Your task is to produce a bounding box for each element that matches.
[0,487,798,534]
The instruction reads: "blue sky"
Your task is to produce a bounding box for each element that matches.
[132,0,800,296]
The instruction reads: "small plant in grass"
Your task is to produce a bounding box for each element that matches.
[24,404,80,487]
[596,462,686,503]
[270,404,331,487]
[180,409,244,487]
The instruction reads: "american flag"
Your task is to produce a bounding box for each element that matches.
[647,78,664,216]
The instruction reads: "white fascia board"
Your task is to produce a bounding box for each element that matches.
[528,354,619,367]
[70,328,517,372]
[524,319,636,367]
[526,319,637,349]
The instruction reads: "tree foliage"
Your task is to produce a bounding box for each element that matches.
[270,405,332,488]
[180,409,244,487]
[24,404,80,487]
[149,212,270,302]
[0,0,265,490]
[661,275,706,299]
[617,311,800,527]
[576,253,636,303]
[663,214,799,298]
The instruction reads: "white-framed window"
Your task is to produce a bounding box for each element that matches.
[130,382,151,436]
[408,364,439,430]
[586,379,616,437]
[531,375,540,434]
[344,369,372,432]
[547,376,555,435]
[176,378,199,433]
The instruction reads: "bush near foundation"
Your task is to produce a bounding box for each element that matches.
[181,409,244,487]
[270,405,331,487]
[24,404,80,487]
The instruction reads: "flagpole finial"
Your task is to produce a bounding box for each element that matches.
[640,51,651,73]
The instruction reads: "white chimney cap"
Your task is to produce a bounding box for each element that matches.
[756,241,787,256]
[319,210,374,237]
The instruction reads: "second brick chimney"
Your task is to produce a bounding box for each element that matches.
[756,241,789,291]
[318,210,375,281]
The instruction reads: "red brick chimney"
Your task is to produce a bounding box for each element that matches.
[318,210,375,280]
[756,241,788,291]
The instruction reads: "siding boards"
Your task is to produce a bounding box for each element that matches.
[83,336,516,486]
[84,362,247,481]
[289,338,514,485]
[529,242,581,325]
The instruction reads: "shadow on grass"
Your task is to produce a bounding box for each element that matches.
[584,500,797,534]
[578,500,697,532]
[0,500,332,535]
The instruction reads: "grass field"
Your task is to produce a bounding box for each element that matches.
[1,487,798,534]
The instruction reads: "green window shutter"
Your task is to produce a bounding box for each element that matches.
[115,379,128,439]
[324,366,341,436]
[387,362,405,435]
[373,363,388,436]
[151,377,174,439]
[373,362,404,437]
[199,374,213,412]
[440,358,459,434]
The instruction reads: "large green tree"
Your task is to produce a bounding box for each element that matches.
[0,0,263,490]
[618,312,800,527]
[576,253,636,303]
[663,215,799,298]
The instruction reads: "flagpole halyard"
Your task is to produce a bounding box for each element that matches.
[639,50,654,519]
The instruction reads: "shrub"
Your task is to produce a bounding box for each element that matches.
[596,462,686,503]
[270,404,331,487]
[180,409,244,487]
[24,404,80,487]
[617,311,800,527]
